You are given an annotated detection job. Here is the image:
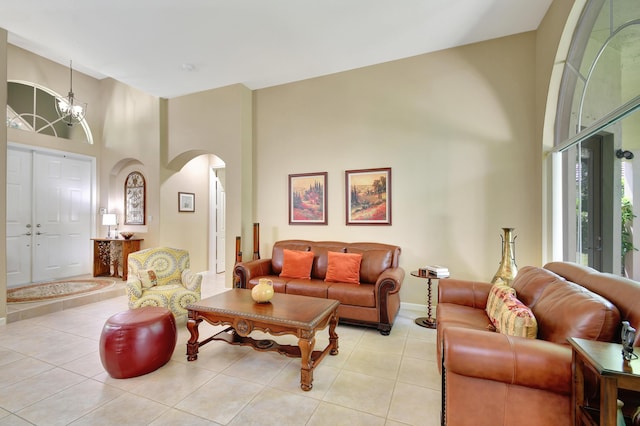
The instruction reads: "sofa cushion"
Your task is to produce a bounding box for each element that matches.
[437,303,495,331]
[310,244,346,279]
[325,251,362,284]
[546,261,640,347]
[285,279,329,297]
[280,249,314,279]
[129,247,187,287]
[271,241,311,274]
[248,276,287,293]
[485,283,516,322]
[533,280,621,344]
[495,295,538,339]
[511,266,562,309]
[347,248,393,284]
[327,282,376,307]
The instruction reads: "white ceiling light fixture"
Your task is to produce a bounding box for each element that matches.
[55,60,87,126]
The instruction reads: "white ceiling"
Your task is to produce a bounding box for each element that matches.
[0,0,553,99]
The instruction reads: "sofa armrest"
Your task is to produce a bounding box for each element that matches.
[443,327,572,395]
[438,278,493,309]
[126,278,143,307]
[375,267,404,294]
[182,269,203,293]
[233,258,274,288]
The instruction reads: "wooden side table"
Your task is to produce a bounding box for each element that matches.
[411,270,446,329]
[92,238,143,281]
[569,337,640,425]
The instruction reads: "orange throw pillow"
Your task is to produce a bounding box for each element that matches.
[325,251,362,284]
[280,249,314,279]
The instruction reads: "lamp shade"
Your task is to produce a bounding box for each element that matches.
[102,214,117,226]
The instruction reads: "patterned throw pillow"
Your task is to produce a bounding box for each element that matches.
[486,283,516,325]
[496,295,538,339]
[138,269,158,288]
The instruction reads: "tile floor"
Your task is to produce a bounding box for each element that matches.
[0,272,442,425]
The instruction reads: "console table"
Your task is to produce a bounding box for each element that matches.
[569,337,640,425]
[92,238,143,281]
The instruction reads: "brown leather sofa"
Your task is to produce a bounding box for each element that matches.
[233,240,404,334]
[436,262,640,426]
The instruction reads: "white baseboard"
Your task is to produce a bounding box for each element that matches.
[401,301,428,311]
[0,317,6,326]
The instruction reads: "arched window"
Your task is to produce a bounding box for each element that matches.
[124,172,146,225]
[554,0,640,277]
[6,80,93,144]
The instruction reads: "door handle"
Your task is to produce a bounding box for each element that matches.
[36,231,45,235]
[24,232,32,236]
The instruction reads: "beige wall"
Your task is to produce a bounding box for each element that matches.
[254,33,541,305]
[99,78,161,247]
[166,84,253,279]
[0,0,580,322]
[7,45,101,158]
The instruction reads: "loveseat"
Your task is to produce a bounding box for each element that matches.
[233,240,404,334]
[436,261,640,426]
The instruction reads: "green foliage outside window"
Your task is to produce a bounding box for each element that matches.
[621,196,637,275]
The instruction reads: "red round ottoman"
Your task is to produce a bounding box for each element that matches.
[99,307,177,379]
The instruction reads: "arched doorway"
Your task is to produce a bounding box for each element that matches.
[164,153,226,274]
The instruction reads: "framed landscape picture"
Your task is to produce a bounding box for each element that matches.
[346,167,391,225]
[289,172,328,225]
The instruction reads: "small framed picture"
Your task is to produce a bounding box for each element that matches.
[178,192,195,212]
[346,167,391,225]
[289,172,328,225]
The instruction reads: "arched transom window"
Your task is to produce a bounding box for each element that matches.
[6,80,93,144]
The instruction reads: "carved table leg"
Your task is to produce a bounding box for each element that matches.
[298,331,316,391]
[186,313,202,361]
[97,241,111,274]
[329,311,339,355]
[111,259,120,278]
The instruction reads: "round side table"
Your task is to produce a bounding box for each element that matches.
[411,270,446,329]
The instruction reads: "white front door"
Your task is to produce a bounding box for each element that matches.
[6,147,92,286]
[32,152,92,282]
[6,148,33,287]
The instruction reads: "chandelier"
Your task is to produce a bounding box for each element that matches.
[55,60,87,126]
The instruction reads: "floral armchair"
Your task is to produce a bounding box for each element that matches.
[126,247,202,319]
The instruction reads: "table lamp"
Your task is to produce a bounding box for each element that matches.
[102,213,117,238]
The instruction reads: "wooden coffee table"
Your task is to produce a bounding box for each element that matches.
[186,289,340,391]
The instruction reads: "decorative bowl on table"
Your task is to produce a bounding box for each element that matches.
[120,232,134,240]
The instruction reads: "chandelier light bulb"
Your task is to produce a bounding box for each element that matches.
[55,60,87,126]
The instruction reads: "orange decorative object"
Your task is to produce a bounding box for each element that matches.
[280,249,314,279]
[325,251,362,284]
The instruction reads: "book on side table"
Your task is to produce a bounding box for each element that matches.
[420,265,450,278]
